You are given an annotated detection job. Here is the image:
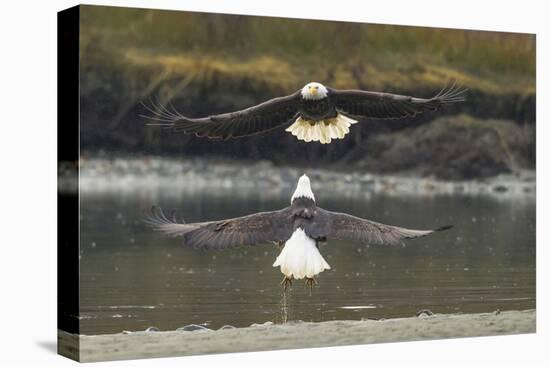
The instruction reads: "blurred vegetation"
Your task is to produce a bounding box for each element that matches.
[356,115,535,179]
[77,5,536,179]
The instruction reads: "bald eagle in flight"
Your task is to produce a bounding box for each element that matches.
[144,81,466,144]
[145,175,451,291]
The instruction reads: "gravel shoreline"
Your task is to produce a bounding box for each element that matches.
[59,157,535,200]
[58,309,535,362]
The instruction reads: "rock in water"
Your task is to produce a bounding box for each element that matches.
[250,321,274,327]
[218,325,237,330]
[176,324,212,332]
[416,309,434,317]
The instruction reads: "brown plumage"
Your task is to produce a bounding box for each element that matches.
[144,176,451,250]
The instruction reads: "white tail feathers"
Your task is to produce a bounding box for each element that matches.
[273,228,331,279]
[285,113,358,144]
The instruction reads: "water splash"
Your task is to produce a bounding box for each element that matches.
[280,287,291,324]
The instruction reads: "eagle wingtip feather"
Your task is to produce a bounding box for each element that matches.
[435,224,453,232]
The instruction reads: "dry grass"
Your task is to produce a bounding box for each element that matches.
[79,5,535,97]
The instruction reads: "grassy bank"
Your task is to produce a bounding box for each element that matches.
[80,5,535,93]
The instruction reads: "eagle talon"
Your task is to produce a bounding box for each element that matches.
[280,276,293,291]
[305,277,317,295]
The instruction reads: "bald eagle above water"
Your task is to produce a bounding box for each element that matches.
[144,81,467,144]
[145,175,451,291]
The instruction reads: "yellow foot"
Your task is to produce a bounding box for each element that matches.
[280,276,293,291]
[304,277,318,295]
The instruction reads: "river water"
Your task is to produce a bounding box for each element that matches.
[78,188,535,335]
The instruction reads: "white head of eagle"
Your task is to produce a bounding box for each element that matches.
[291,174,315,203]
[301,82,328,100]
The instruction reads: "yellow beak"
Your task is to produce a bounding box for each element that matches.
[309,87,317,96]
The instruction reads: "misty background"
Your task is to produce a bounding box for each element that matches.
[77,5,535,180]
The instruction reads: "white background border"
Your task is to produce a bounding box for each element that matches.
[0,0,545,366]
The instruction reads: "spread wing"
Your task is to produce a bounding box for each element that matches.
[328,82,467,120]
[145,206,294,249]
[142,91,301,139]
[307,208,451,246]
[144,206,208,237]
